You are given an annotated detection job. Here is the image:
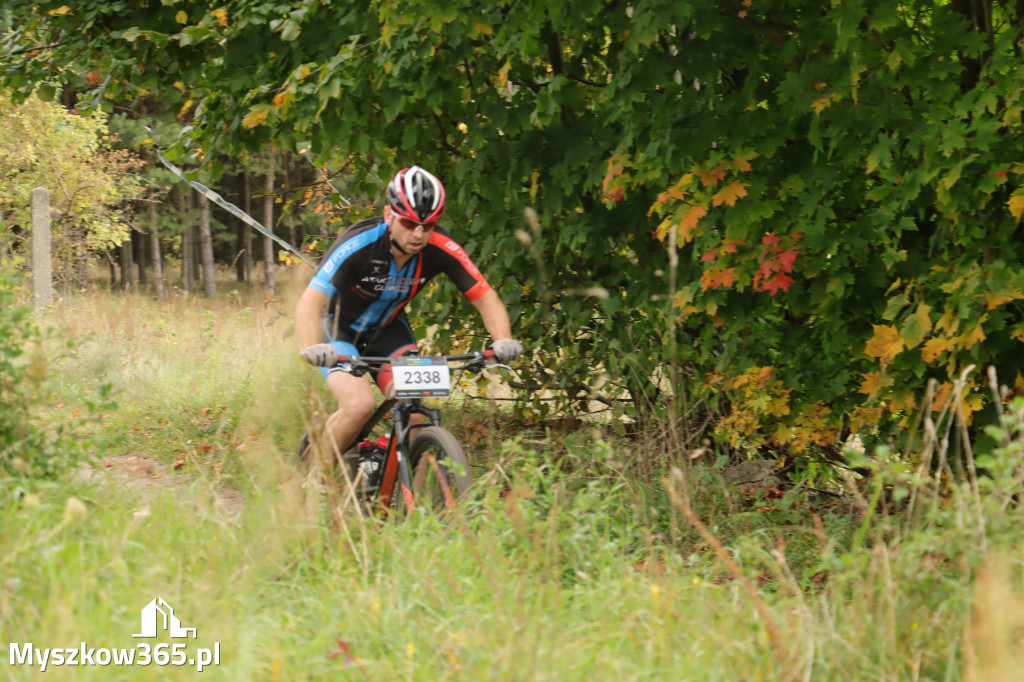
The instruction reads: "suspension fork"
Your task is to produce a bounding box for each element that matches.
[376,400,441,516]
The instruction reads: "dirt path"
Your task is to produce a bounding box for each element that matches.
[75,453,246,519]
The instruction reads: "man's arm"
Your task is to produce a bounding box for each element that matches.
[296,287,330,350]
[470,288,513,341]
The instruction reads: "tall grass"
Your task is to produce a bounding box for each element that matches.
[2,286,1023,680]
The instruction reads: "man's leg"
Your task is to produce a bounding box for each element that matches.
[320,370,375,466]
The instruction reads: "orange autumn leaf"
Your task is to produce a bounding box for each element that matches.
[864,324,904,364]
[758,271,794,296]
[711,182,748,207]
[722,239,746,253]
[678,204,708,241]
[700,267,737,292]
[733,152,756,172]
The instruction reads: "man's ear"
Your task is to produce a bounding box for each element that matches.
[382,205,392,221]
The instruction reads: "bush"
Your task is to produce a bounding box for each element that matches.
[0,268,99,478]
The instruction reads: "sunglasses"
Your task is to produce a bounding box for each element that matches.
[395,216,437,232]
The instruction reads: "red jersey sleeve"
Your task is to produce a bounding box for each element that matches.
[427,231,491,302]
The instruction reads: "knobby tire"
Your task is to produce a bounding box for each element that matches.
[409,426,472,513]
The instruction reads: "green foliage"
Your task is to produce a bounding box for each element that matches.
[0,269,99,478]
[6,1,1024,455]
[0,91,142,285]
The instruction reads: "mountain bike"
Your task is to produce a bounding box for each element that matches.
[299,350,501,519]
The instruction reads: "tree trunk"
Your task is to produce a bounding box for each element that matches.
[242,169,254,293]
[263,157,276,296]
[120,233,135,293]
[198,193,217,298]
[135,228,147,289]
[235,219,246,282]
[182,225,195,294]
[107,248,117,288]
[150,202,165,301]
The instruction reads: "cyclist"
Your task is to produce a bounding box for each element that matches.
[295,166,523,463]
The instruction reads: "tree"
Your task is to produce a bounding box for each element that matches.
[7,1,1024,457]
[0,91,141,290]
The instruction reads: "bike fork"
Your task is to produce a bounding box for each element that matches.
[377,407,416,517]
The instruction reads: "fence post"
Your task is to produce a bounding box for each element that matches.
[31,187,53,307]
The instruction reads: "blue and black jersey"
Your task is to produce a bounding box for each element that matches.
[307,217,491,343]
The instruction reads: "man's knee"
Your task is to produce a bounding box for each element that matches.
[339,393,375,422]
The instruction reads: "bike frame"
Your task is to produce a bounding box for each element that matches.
[337,351,493,518]
[360,397,439,515]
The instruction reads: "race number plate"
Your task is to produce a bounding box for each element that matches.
[391,357,451,398]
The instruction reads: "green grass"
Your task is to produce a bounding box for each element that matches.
[3,288,1024,680]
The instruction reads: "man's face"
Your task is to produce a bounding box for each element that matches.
[384,205,436,254]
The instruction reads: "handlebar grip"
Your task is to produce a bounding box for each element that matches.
[483,350,496,359]
[336,354,351,364]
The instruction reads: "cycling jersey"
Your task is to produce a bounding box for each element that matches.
[307,217,491,344]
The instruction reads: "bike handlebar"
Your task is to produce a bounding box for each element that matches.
[333,349,497,367]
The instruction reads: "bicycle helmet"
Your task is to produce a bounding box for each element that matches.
[386,166,447,223]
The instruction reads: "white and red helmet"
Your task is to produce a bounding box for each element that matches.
[386,166,447,223]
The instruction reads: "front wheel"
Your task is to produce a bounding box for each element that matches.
[409,426,472,512]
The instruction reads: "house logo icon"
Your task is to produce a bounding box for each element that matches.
[133,597,197,639]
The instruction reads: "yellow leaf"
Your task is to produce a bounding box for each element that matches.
[173,81,186,91]
[1009,195,1024,224]
[175,10,188,24]
[921,337,954,364]
[654,217,674,242]
[241,106,269,129]
[48,5,71,15]
[864,324,904,364]
[672,289,694,309]
[711,182,748,207]
[858,372,883,398]
[812,92,840,114]
[931,382,952,412]
[473,22,494,37]
[211,8,228,27]
[272,92,290,109]
[959,323,986,350]
[935,305,959,334]
[888,392,917,414]
[178,98,193,119]
[984,289,1023,310]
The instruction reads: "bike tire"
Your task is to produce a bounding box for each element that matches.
[409,426,472,512]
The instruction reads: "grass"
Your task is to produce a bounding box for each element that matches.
[3,284,1024,680]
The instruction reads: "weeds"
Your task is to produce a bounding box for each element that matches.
[3,287,1024,680]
